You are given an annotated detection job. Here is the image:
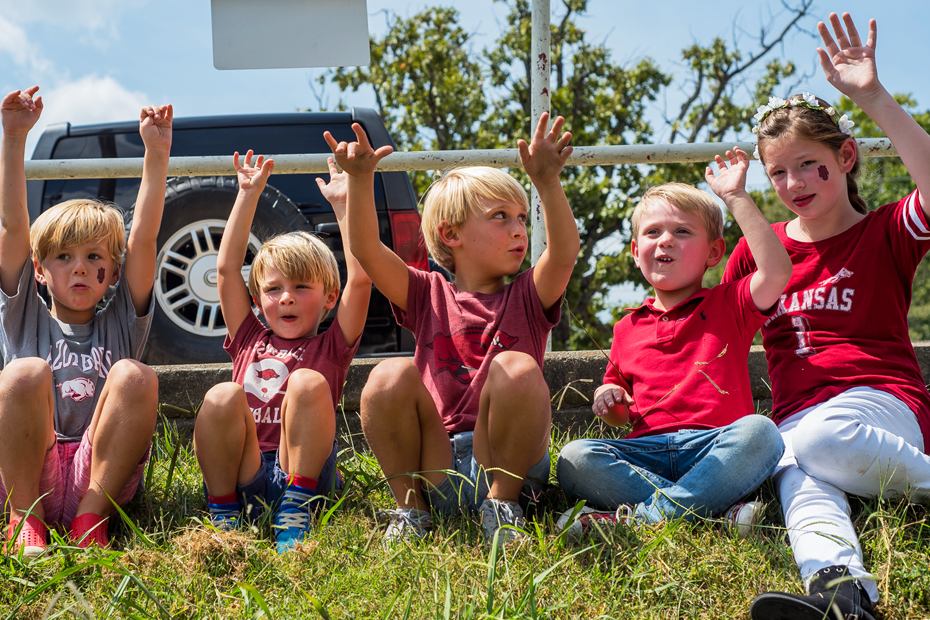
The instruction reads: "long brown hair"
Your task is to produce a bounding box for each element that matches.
[756,95,868,214]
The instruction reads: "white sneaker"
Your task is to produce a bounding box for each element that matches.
[479,499,528,546]
[378,508,433,546]
[556,505,633,539]
[723,501,763,538]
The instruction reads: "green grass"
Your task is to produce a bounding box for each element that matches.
[3,415,930,619]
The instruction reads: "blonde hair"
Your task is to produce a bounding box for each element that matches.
[755,94,867,214]
[30,199,126,265]
[248,231,340,306]
[421,166,529,273]
[631,183,724,241]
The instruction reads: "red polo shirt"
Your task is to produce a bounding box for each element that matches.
[604,275,768,438]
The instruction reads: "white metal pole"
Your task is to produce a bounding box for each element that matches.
[530,0,551,268]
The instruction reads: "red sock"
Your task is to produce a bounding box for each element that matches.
[288,474,318,492]
[208,493,238,505]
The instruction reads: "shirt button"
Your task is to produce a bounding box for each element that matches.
[661,317,669,322]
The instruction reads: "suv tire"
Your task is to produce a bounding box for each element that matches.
[124,176,309,365]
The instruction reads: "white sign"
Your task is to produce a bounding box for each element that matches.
[211,0,371,70]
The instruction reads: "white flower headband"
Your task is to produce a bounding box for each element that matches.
[751,92,855,160]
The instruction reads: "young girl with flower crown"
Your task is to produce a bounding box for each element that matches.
[722,12,930,620]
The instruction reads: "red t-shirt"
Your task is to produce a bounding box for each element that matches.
[604,276,768,438]
[723,191,930,452]
[225,312,359,452]
[393,267,560,434]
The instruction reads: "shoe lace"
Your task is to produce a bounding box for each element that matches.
[276,496,311,530]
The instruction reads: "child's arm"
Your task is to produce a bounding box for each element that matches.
[592,384,632,428]
[518,112,578,312]
[218,151,275,341]
[123,104,172,314]
[706,148,792,311]
[818,13,930,208]
[0,87,43,296]
[323,125,409,310]
[316,157,371,346]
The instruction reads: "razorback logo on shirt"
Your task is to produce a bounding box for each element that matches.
[244,358,289,403]
[426,326,519,385]
[56,376,95,402]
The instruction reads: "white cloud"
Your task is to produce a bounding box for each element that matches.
[0,14,52,74]
[24,75,150,156]
[0,0,148,39]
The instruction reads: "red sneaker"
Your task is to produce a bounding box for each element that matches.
[69,513,109,549]
[6,514,47,559]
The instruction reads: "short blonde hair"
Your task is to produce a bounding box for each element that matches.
[631,183,724,241]
[30,199,126,265]
[421,167,529,273]
[248,231,340,301]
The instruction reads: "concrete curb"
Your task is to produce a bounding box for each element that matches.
[155,343,930,448]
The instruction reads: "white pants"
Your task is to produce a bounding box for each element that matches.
[776,387,930,603]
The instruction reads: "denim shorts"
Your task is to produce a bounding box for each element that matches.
[204,439,342,519]
[424,431,550,516]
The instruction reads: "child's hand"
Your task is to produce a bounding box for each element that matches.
[1,87,43,139]
[323,123,393,177]
[817,13,881,102]
[592,385,633,418]
[316,157,348,218]
[139,104,173,154]
[518,112,573,186]
[234,150,274,194]
[705,147,750,201]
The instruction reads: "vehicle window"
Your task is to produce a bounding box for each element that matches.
[42,137,106,211]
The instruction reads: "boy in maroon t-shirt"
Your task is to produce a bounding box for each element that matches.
[325,113,577,545]
[557,150,790,536]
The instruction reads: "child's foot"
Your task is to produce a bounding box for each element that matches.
[6,515,47,559]
[722,501,763,538]
[207,500,241,531]
[377,508,433,546]
[273,487,316,553]
[479,498,528,546]
[750,565,876,620]
[70,513,109,549]
[556,505,634,539]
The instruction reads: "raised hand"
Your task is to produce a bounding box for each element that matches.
[139,104,173,154]
[233,150,274,193]
[316,157,348,217]
[1,87,43,139]
[705,147,750,200]
[323,123,393,177]
[518,112,573,185]
[817,13,881,101]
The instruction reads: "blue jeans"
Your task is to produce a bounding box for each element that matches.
[424,431,550,516]
[556,415,784,522]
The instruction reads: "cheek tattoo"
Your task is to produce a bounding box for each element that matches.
[818,165,829,181]
[97,268,106,284]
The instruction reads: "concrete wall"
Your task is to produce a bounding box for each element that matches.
[155,343,930,448]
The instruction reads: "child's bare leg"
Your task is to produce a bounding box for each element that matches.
[277,369,335,480]
[193,382,262,497]
[473,351,551,503]
[0,358,56,521]
[77,359,158,518]
[360,358,451,511]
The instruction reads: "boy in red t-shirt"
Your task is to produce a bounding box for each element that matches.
[557,150,790,535]
[325,113,577,545]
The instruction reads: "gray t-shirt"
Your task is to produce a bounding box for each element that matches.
[0,261,153,442]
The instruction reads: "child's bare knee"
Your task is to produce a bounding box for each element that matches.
[487,351,545,392]
[200,382,248,418]
[363,357,419,401]
[285,368,329,398]
[0,358,53,397]
[107,359,158,397]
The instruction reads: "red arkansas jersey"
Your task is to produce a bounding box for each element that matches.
[225,312,359,452]
[604,276,768,438]
[393,267,560,434]
[723,191,930,451]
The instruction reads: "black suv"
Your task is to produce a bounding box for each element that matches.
[27,109,426,364]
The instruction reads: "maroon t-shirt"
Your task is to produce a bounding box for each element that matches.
[604,275,768,438]
[225,312,359,452]
[723,191,930,452]
[393,267,560,434]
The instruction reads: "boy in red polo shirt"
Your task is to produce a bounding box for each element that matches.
[557,148,790,535]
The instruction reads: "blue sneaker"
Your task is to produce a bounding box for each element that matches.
[207,501,241,531]
[273,488,316,553]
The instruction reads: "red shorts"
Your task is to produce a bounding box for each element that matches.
[0,428,151,528]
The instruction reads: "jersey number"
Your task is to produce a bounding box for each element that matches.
[791,316,817,358]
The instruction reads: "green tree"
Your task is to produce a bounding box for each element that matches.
[322,0,816,350]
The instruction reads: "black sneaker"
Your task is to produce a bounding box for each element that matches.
[750,565,876,620]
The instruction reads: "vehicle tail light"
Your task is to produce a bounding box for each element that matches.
[390,211,429,271]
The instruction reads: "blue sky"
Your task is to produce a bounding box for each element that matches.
[2,0,927,161]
